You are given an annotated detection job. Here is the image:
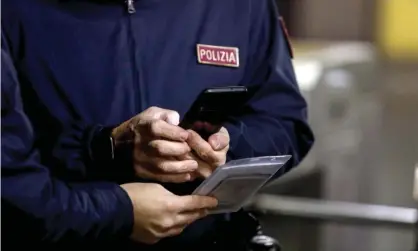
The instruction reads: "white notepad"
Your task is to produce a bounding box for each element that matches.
[192,155,291,214]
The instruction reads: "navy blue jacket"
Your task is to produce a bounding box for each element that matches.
[1,0,314,247]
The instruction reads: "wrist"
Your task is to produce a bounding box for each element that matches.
[90,125,116,163]
[111,119,134,148]
[111,126,122,148]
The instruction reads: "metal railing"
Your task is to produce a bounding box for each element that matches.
[249,194,417,228]
[247,161,418,250]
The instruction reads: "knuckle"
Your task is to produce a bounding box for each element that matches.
[149,140,161,151]
[155,145,167,157]
[134,134,142,144]
[135,122,148,136]
[147,106,159,113]
[157,161,169,172]
[149,120,160,134]
[189,195,200,206]
[167,130,177,139]
[188,129,199,139]
[150,119,164,134]
[199,150,211,160]
[128,120,138,133]
[164,199,176,211]
[161,217,175,230]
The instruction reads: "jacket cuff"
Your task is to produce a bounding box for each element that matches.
[76,183,134,240]
[110,185,134,238]
[87,125,115,165]
[84,125,135,182]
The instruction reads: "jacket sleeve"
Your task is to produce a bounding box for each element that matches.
[224,0,314,172]
[0,27,130,182]
[1,49,134,242]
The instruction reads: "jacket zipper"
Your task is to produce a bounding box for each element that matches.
[125,1,147,112]
[126,0,136,14]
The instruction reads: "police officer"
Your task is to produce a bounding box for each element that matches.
[1,49,220,248]
[1,0,314,249]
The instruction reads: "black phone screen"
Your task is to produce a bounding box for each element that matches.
[180,86,250,137]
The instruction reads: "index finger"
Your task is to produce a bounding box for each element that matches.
[176,195,218,212]
[140,106,180,125]
[139,119,189,141]
[186,130,218,163]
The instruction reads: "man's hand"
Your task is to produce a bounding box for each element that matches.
[185,127,230,178]
[121,183,218,244]
[112,107,197,183]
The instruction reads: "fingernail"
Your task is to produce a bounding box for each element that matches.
[180,131,189,140]
[211,139,220,150]
[190,161,198,170]
[210,136,220,150]
[213,199,219,207]
[183,163,197,172]
[167,112,180,125]
[202,169,212,178]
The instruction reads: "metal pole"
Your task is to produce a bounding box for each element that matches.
[412,163,418,251]
[249,194,417,228]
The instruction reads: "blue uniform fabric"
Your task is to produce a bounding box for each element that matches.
[1,49,134,244]
[1,0,314,248]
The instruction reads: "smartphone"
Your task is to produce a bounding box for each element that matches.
[180,86,250,138]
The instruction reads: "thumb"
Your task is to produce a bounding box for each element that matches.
[208,127,229,151]
[178,195,218,212]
